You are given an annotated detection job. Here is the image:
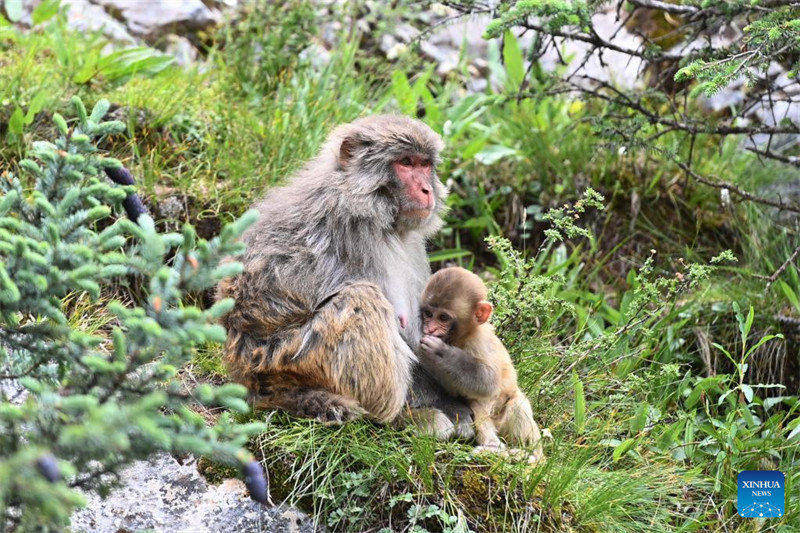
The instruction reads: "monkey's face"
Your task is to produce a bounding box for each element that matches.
[392,153,435,219]
[420,305,455,341]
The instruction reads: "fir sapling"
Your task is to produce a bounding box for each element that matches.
[0,97,266,529]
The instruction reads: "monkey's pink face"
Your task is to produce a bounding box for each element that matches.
[393,154,434,218]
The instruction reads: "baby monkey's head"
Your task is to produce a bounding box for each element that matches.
[420,266,493,346]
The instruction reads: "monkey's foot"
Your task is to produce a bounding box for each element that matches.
[506,447,545,464]
[318,397,366,426]
[453,420,475,441]
[472,442,507,456]
[292,390,366,425]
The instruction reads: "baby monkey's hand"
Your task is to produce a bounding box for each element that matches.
[420,335,447,358]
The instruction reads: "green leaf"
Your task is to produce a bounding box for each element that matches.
[740,384,754,403]
[24,90,48,123]
[427,248,472,263]
[788,418,800,441]
[31,0,59,25]
[778,280,800,312]
[8,106,24,135]
[474,144,517,165]
[391,70,416,116]
[612,438,635,462]
[502,30,524,92]
[573,372,586,434]
[72,52,98,84]
[630,403,648,434]
[4,0,23,22]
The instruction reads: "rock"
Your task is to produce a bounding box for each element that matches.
[299,43,332,69]
[394,23,419,43]
[419,40,460,76]
[94,0,222,40]
[164,34,198,66]
[70,453,321,532]
[61,0,135,42]
[17,0,136,42]
[379,33,398,55]
[157,194,185,220]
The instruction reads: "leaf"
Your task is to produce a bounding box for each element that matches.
[4,0,23,22]
[474,144,517,165]
[740,383,754,403]
[502,30,524,92]
[612,438,635,462]
[762,396,787,411]
[427,248,472,262]
[72,52,98,84]
[686,376,723,409]
[31,0,59,25]
[573,372,586,434]
[788,418,800,441]
[391,70,416,116]
[630,402,648,434]
[778,280,800,313]
[8,106,24,135]
[24,90,48,123]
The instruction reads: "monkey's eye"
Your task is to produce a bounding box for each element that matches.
[422,309,432,318]
[399,156,412,166]
[438,313,450,322]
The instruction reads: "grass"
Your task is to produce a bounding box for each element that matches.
[2,3,799,532]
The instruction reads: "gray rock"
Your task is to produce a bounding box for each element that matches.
[17,0,136,42]
[299,43,332,69]
[394,22,419,43]
[94,0,222,40]
[164,34,198,66]
[419,40,459,76]
[70,453,321,532]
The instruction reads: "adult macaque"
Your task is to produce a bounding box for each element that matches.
[418,267,544,460]
[217,115,472,430]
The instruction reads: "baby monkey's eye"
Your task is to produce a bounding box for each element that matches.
[422,309,432,318]
[438,313,450,322]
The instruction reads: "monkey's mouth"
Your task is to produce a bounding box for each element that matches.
[400,207,432,219]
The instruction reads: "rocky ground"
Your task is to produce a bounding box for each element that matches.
[70,453,321,533]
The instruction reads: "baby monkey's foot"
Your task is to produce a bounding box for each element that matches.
[472,441,507,456]
[472,443,544,464]
[506,447,545,464]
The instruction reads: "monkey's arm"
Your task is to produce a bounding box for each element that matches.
[418,336,499,400]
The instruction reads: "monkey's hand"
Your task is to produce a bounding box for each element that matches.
[420,335,447,359]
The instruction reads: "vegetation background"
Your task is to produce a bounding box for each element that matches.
[1,0,798,531]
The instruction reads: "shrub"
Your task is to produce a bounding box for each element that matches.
[0,97,265,529]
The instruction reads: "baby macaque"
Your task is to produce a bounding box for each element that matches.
[418,267,544,461]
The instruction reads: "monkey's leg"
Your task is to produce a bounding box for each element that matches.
[402,407,455,440]
[496,393,545,463]
[254,282,413,424]
[471,401,504,452]
[406,366,475,440]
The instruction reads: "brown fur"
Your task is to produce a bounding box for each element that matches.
[418,267,544,459]
[218,115,465,425]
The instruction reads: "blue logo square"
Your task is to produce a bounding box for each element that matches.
[738,470,784,518]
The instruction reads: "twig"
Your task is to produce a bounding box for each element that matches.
[765,242,800,287]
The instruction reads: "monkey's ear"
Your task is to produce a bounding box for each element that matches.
[474,301,493,324]
[338,135,371,169]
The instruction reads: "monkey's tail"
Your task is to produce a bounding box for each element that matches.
[104,165,149,221]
